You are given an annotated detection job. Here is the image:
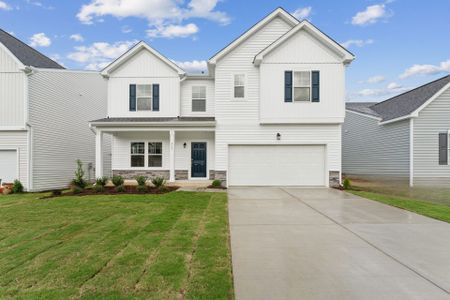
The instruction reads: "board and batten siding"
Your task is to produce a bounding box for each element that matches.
[180,79,215,117]
[260,30,345,124]
[413,86,450,185]
[342,111,410,179]
[0,44,26,127]
[28,70,109,191]
[0,131,28,187]
[108,49,180,118]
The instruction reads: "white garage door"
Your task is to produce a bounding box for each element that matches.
[229,145,325,186]
[0,150,18,184]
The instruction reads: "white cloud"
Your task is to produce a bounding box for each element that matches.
[77,0,229,38]
[387,82,402,90]
[147,23,198,39]
[292,6,312,20]
[352,4,390,26]
[174,60,207,73]
[70,34,84,42]
[26,0,54,9]
[341,39,374,48]
[0,1,12,10]
[29,33,51,47]
[67,40,137,70]
[356,83,408,98]
[400,60,450,79]
[367,75,385,84]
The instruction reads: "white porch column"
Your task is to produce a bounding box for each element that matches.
[95,129,103,179]
[169,130,175,182]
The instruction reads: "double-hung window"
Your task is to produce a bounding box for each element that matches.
[192,86,206,112]
[293,71,311,102]
[136,84,152,111]
[234,74,245,98]
[148,142,162,167]
[131,142,145,167]
[130,84,160,111]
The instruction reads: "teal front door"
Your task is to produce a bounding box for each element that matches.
[191,142,207,178]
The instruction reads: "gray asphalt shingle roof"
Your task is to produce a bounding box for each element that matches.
[346,74,450,122]
[0,29,64,69]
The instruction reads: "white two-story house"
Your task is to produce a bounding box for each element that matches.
[90,7,354,187]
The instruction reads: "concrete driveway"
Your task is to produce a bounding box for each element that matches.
[228,187,450,300]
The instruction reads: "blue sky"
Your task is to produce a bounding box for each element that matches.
[0,0,449,102]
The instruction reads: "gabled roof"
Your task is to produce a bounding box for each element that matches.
[346,102,380,118]
[346,74,450,123]
[208,7,299,65]
[0,29,64,69]
[101,41,185,76]
[254,20,355,65]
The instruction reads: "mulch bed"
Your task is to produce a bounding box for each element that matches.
[41,185,179,199]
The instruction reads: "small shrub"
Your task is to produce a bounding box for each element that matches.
[12,180,24,193]
[135,175,148,186]
[93,185,105,193]
[51,190,62,196]
[72,186,83,194]
[151,176,166,188]
[112,175,124,187]
[71,159,87,189]
[212,179,222,187]
[136,185,148,193]
[96,176,109,187]
[343,178,351,190]
[115,184,126,193]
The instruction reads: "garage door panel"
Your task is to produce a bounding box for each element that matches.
[0,150,18,183]
[229,145,325,186]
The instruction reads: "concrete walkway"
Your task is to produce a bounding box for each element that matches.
[228,187,450,300]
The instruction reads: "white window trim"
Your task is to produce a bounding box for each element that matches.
[136,84,153,112]
[293,70,312,102]
[192,85,207,112]
[148,141,163,168]
[130,142,145,168]
[233,74,246,100]
[130,141,164,169]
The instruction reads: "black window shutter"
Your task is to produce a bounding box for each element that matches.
[153,84,160,111]
[312,71,320,102]
[129,84,136,111]
[284,71,292,102]
[439,133,448,165]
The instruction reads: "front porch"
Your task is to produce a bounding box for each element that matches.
[90,117,221,184]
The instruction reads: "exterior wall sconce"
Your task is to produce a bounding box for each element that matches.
[276,133,281,140]
[183,142,187,148]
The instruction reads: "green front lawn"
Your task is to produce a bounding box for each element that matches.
[349,190,450,223]
[0,191,233,299]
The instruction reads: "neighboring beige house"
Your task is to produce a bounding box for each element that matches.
[90,7,354,187]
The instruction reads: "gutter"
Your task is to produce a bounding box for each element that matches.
[89,121,216,128]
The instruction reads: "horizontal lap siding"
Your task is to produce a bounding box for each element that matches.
[29,71,108,190]
[342,112,410,178]
[414,87,450,185]
[0,131,28,188]
[215,17,299,170]
[180,79,215,117]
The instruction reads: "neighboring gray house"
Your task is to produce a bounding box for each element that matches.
[343,74,450,186]
[0,29,109,191]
